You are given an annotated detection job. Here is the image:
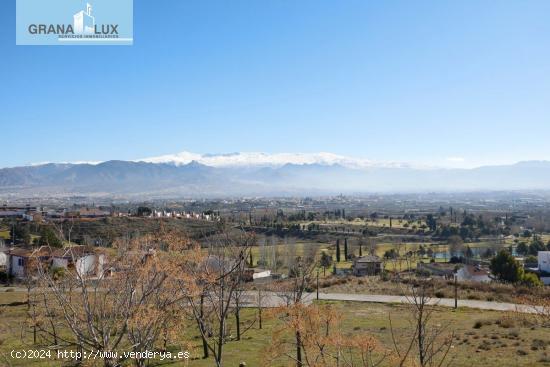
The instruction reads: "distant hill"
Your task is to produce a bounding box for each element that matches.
[1,158,549,198]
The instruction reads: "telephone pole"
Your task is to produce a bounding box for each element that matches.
[316,269,320,300]
[454,273,458,309]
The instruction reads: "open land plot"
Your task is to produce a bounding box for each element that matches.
[1,292,549,367]
[317,275,550,304]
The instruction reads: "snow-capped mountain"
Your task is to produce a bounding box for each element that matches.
[2,154,550,199]
[138,151,409,169]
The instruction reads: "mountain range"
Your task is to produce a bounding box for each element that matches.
[1,152,549,198]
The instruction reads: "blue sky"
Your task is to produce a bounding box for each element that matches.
[1,0,550,168]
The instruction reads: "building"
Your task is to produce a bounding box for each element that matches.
[74,3,95,34]
[243,268,271,282]
[352,255,383,276]
[538,251,550,274]
[76,208,111,218]
[7,245,105,279]
[7,247,52,279]
[0,210,25,219]
[456,265,491,283]
[0,245,8,271]
[0,205,40,221]
[51,246,105,278]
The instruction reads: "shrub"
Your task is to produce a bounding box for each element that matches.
[51,266,66,280]
[496,317,516,329]
[473,320,491,329]
[531,339,548,351]
[380,271,391,281]
[478,341,491,351]
[415,269,431,277]
[520,273,543,287]
[508,330,520,338]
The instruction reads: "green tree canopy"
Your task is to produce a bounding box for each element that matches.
[10,224,31,244]
[528,239,546,256]
[38,226,63,248]
[516,241,529,255]
[490,250,523,283]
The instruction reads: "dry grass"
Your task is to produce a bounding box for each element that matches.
[319,275,550,304]
[1,291,549,366]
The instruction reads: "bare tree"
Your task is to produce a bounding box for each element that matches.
[34,234,186,367]
[390,280,455,367]
[231,283,256,341]
[257,286,266,330]
[177,227,254,367]
[266,303,389,367]
[447,236,464,258]
[275,254,318,367]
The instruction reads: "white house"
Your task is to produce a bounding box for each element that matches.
[0,245,8,270]
[51,246,105,278]
[456,265,491,283]
[6,246,105,279]
[538,251,550,273]
[7,247,52,279]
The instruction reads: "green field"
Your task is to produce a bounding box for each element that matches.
[249,239,509,274]
[299,217,428,231]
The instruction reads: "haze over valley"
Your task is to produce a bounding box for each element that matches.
[1,152,550,198]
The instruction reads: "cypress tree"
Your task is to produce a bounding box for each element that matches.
[344,238,348,260]
[336,239,341,262]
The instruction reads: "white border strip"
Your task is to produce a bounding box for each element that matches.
[58,38,133,42]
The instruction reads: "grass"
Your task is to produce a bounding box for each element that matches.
[318,275,550,304]
[249,239,485,274]
[1,291,549,367]
[0,230,10,240]
[299,218,428,230]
